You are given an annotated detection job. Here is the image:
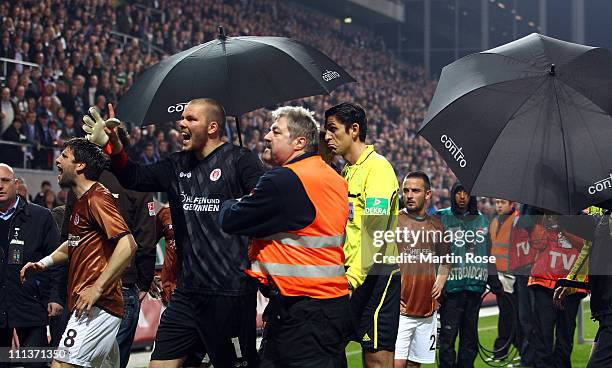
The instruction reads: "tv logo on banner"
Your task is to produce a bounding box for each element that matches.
[588,174,612,195]
[440,134,467,168]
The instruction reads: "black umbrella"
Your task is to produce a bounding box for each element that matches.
[419,33,612,214]
[116,27,355,145]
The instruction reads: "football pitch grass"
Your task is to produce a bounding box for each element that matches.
[345,300,597,368]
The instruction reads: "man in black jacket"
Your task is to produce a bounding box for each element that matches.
[0,163,61,368]
[83,100,264,368]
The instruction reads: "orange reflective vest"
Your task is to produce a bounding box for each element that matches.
[246,155,350,299]
[490,210,518,272]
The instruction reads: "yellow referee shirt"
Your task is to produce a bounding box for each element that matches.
[342,145,399,289]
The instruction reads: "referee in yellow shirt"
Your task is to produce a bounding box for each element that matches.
[324,102,400,368]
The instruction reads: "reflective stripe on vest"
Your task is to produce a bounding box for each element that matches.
[251,261,346,278]
[259,233,346,248]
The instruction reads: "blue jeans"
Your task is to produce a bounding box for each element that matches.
[116,285,141,368]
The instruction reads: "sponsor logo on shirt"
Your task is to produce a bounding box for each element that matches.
[322,69,340,82]
[440,134,467,168]
[147,202,156,216]
[588,173,612,195]
[180,192,221,212]
[73,214,80,225]
[111,193,119,199]
[210,168,222,182]
[179,171,192,179]
[365,197,389,215]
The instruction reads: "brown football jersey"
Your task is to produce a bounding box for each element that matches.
[398,209,451,317]
[67,182,131,317]
[156,206,176,303]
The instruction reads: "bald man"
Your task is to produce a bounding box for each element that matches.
[84,99,265,368]
[0,163,61,367]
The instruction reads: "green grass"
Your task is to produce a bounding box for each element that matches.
[345,301,598,367]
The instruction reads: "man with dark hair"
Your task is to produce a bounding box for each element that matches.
[325,102,400,368]
[21,138,137,367]
[324,102,368,142]
[83,101,264,368]
[33,180,52,206]
[436,183,503,368]
[395,171,450,368]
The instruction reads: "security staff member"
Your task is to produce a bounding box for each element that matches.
[0,163,61,368]
[220,106,351,368]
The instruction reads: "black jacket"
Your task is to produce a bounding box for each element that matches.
[219,153,317,238]
[0,198,61,328]
[111,143,264,295]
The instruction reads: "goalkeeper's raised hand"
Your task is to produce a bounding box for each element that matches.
[82,104,123,154]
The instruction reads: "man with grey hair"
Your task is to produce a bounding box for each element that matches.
[220,106,351,367]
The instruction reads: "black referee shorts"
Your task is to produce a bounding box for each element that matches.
[349,266,400,352]
[151,289,258,367]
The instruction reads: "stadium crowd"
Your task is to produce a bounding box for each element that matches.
[2,1,605,368]
[0,0,460,212]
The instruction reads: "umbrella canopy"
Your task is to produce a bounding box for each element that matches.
[116,27,355,127]
[419,33,612,214]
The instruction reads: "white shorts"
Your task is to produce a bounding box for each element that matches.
[55,307,121,368]
[394,312,438,364]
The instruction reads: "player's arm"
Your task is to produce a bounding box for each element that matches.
[20,241,70,283]
[432,264,450,300]
[432,228,451,299]
[93,234,137,293]
[75,233,136,318]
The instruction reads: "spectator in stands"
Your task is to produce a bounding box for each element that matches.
[127,126,144,161]
[0,87,17,136]
[15,177,31,202]
[42,188,60,210]
[158,140,170,160]
[32,112,54,170]
[140,142,160,165]
[12,85,28,115]
[1,115,27,168]
[58,113,80,142]
[32,180,52,207]
[36,95,54,121]
[0,0,458,210]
